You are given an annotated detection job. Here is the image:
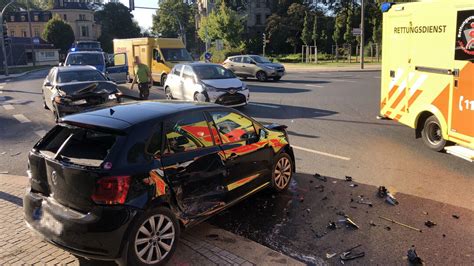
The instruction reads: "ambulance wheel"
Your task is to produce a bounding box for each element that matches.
[421,115,446,152]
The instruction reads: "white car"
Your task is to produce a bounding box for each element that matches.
[163,63,250,107]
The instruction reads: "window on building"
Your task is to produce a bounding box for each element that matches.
[34,28,40,37]
[63,14,67,20]
[34,15,39,22]
[10,31,14,36]
[81,26,89,37]
[79,14,86,21]
[10,15,14,22]
[256,14,262,25]
[22,30,27,37]
[21,15,26,22]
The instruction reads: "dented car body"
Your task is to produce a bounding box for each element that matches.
[24,101,295,265]
[42,66,121,122]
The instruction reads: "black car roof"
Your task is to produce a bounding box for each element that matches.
[61,101,220,130]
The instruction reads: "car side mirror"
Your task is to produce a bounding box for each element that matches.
[44,81,52,87]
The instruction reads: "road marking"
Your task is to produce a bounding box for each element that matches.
[305,84,324,88]
[35,130,47,137]
[249,103,280,109]
[292,145,351,161]
[13,114,31,123]
[3,104,14,110]
[330,79,357,83]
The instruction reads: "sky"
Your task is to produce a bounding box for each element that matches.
[118,0,158,31]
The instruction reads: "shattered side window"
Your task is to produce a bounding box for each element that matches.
[210,111,256,144]
[164,112,214,155]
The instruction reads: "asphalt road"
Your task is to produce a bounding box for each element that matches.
[0,69,472,264]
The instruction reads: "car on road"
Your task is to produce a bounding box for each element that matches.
[70,41,103,52]
[24,101,295,265]
[42,66,121,122]
[223,55,285,82]
[64,51,107,73]
[164,63,250,107]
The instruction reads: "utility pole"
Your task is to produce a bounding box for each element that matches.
[26,0,35,66]
[360,0,365,69]
[1,0,16,76]
[262,33,266,57]
[204,1,209,53]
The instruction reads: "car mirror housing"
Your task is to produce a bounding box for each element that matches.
[44,81,52,87]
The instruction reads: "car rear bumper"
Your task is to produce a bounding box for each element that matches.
[23,189,140,260]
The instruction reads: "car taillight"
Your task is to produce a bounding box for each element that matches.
[91,176,131,205]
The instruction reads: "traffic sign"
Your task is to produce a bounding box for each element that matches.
[352,28,362,36]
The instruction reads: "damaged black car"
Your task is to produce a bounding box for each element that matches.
[42,66,122,122]
[24,101,295,265]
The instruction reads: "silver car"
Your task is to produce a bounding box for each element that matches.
[163,63,250,107]
[223,55,285,82]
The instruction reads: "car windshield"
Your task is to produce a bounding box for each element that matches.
[66,53,104,66]
[250,55,271,63]
[193,65,236,80]
[57,70,105,83]
[161,48,193,61]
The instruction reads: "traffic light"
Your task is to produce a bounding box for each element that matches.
[262,33,266,43]
[129,0,134,11]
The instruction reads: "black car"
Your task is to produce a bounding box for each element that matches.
[24,101,295,265]
[42,66,121,122]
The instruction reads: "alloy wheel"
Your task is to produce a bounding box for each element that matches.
[165,87,172,100]
[274,157,292,189]
[134,214,175,264]
[256,71,267,82]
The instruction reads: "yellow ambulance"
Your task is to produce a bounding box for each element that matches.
[380,0,474,161]
[113,38,193,86]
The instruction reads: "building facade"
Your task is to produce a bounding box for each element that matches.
[5,0,101,42]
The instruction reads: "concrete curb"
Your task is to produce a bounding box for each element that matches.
[0,67,50,82]
[283,65,381,73]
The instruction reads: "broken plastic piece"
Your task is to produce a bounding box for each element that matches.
[339,217,359,229]
[340,244,364,261]
[452,214,460,219]
[385,226,391,231]
[326,252,337,259]
[378,186,388,198]
[369,220,376,226]
[356,199,373,207]
[345,176,352,182]
[314,173,327,182]
[407,246,423,265]
[327,221,337,230]
[349,184,358,187]
[424,220,436,228]
[385,192,399,205]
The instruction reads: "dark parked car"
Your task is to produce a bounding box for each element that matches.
[24,101,295,265]
[42,66,122,122]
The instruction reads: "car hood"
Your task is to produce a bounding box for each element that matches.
[258,63,284,68]
[57,81,119,96]
[201,78,243,89]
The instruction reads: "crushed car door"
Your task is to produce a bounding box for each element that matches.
[106,53,128,84]
[160,111,228,219]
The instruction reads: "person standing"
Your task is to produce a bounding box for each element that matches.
[130,56,153,100]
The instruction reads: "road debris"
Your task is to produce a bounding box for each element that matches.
[10,152,21,157]
[349,184,358,187]
[338,217,359,229]
[424,220,437,228]
[340,244,365,261]
[369,220,376,226]
[313,173,327,182]
[385,226,391,231]
[422,211,428,215]
[452,214,460,219]
[327,221,337,230]
[299,196,304,202]
[379,216,422,232]
[356,199,373,207]
[345,176,352,182]
[0,152,6,155]
[326,252,337,259]
[314,185,325,192]
[378,186,399,205]
[322,196,328,201]
[407,245,423,265]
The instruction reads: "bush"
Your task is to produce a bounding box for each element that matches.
[269,53,332,63]
[199,46,244,63]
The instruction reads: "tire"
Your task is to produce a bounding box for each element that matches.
[160,74,167,87]
[127,207,180,266]
[273,76,282,81]
[53,110,60,123]
[421,115,446,152]
[164,87,173,100]
[271,153,293,192]
[256,71,267,82]
[43,100,49,110]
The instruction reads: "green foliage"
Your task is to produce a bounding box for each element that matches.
[301,12,312,45]
[198,1,244,48]
[42,15,75,53]
[200,45,244,63]
[332,12,345,45]
[312,15,318,47]
[343,7,355,45]
[152,0,196,50]
[95,2,141,53]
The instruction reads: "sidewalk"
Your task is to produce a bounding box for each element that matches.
[0,67,51,81]
[283,63,381,72]
[0,174,304,265]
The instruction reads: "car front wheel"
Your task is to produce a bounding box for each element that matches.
[128,207,180,266]
[421,115,446,152]
[256,71,267,82]
[271,153,293,192]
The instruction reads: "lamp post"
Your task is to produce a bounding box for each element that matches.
[360,0,365,69]
[0,0,16,76]
[26,0,36,66]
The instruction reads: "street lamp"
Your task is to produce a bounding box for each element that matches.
[0,0,16,76]
[360,0,365,69]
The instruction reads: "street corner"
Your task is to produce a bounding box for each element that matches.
[209,172,474,265]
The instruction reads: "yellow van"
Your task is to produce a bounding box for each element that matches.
[113,37,193,85]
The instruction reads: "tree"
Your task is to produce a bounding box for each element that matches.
[301,12,311,45]
[332,12,345,45]
[343,7,355,45]
[312,14,318,47]
[95,2,141,53]
[198,1,244,48]
[42,15,74,53]
[152,0,196,50]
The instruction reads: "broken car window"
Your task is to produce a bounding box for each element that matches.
[209,111,257,144]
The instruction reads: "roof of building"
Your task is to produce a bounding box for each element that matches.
[52,2,93,10]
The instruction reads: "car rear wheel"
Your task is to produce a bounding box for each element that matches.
[128,207,180,266]
[164,87,173,100]
[271,153,293,192]
[256,71,267,82]
[421,115,446,152]
[160,74,167,87]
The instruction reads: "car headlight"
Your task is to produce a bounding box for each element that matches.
[241,84,248,91]
[108,94,117,100]
[203,84,217,92]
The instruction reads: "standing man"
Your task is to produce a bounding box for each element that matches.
[130,56,153,100]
